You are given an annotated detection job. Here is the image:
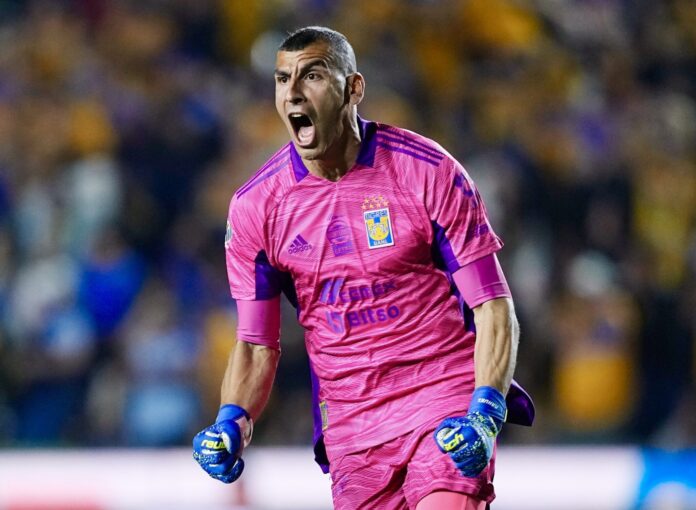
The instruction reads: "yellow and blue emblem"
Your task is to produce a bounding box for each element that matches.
[362,195,394,249]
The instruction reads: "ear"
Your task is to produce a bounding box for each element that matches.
[345,73,365,107]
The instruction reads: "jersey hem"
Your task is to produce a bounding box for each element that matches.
[236,337,281,351]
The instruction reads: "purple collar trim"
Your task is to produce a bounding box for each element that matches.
[289,116,377,181]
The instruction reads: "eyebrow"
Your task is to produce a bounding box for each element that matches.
[274,58,329,78]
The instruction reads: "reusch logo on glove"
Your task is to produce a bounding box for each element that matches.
[201,439,226,450]
[436,427,465,452]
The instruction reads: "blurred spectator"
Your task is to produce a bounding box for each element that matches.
[119,277,201,446]
[6,246,96,444]
[78,226,146,341]
[550,252,639,440]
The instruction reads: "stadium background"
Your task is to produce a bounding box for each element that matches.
[0,0,694,508]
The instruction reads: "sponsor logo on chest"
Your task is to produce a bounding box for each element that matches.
[326,215,355,257]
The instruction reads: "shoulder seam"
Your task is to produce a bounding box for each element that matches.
[376,141,444,167]
[375,126,447,167]
[377,126,444,156]
[235,145,292,198]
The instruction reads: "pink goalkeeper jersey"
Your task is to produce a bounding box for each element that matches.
[225,118,504,461]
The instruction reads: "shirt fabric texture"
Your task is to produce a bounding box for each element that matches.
[225,118,515,466]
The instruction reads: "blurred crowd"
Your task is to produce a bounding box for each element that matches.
[0,0,694,449]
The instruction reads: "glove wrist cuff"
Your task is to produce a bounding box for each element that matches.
[217,404,254,449]
[217,404,249,422]
[469,386,507,431]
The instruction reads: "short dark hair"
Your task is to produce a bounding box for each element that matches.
[279,26,357,76]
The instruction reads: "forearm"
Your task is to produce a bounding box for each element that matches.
[472,297,518,394]
[221,340,280,420]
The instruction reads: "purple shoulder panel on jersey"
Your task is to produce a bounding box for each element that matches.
[431,220,462,274]
[236,146,292,198]
[356,117,378,167]
[431,220,478,333]
[289,145,309,181]
[309,360,330,473]
[253,250,285,299]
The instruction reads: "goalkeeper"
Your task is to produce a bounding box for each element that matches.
[193,26,534,509]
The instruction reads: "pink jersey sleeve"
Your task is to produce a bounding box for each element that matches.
[424,157,503,273]
[453,253,511,308]
[225,196,285,301]
[236,297,281,350]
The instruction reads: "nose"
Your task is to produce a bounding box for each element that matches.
[285,78,305,105]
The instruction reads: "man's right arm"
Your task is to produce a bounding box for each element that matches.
[197,192,284,483]
[193,298,281,483]
[223,296,282,418]
[221,339,280,420]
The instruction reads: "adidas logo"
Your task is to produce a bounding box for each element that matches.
[288,234,313,255]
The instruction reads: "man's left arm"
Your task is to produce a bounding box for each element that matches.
[472,296,518,395]
[434,255,519,477]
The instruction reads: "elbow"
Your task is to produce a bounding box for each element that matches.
[474,297,516,328]
[474,297,520,350]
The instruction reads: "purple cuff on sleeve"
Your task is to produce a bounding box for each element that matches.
[236,297,281,350]
[452,253,511,308]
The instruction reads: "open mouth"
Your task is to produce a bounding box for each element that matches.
[288,113,315,146]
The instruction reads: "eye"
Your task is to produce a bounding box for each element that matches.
[306,72,319,81]
[276,75,288,84]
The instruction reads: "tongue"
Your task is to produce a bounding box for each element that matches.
[298,125,315,145]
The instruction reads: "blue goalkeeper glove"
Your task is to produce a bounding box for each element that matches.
[193,404,253,484]
[434,386,507,478]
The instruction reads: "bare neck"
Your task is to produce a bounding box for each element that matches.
[303,117,362,182]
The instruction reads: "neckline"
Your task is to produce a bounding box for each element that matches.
[289,116,377,183]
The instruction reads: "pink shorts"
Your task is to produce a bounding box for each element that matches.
[328,416,496,510]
